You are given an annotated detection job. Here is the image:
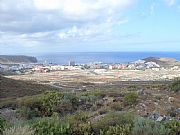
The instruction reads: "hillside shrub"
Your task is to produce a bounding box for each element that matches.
[55,93,79,115]
[79,95,98,104]
[164,119,180,135]
[132,117,170,135]
[78,95,96,110]
[123,92,138,106]
[55,100,74,115]
[90,90,106,98]
[18,105,43,119]
[3,125,35,135]
[0,116,8,134]
[18,91,63,118]
[71,122,93,135]
[92,112,134,134]
[40,91,63,116]
[71,111,89,123]
[17,95,41,108]
[63,111,92,134]
[110,102,123,111]
[170,78,180,92]
[31,116,71,135]
[18,95,45,119]
[91,100,104,111]
[100,124,131,135]
[63,93,78,105]
[98,107,109,115]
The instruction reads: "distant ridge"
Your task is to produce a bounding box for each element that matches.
[142,57,179,66]
[143,57,177,63]
[0,55,37,64]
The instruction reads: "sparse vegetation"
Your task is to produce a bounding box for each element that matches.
[92,112,134,134]
[164,119,180,135]
[31,115,71,135]
[40,91,63,116]
[132,117,170,135]
[100,124,132,135]
[3,125,35,135]
[123,92,138,106]
[170,78,180,92]
[1,76,180,135]
[0,116,8,134]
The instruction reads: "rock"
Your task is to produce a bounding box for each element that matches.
[149,112,160,120]
[103,97,108,101]
[168,97,175,103]
[156,116,165,122]
[137,89,145,95]
[175,108,180,113]
[139,103,146,108]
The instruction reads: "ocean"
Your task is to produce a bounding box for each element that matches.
[35,52,180,65]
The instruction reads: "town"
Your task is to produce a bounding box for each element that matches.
[1,57,180,82]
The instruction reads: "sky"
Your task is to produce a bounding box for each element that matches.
[0,0,180,54]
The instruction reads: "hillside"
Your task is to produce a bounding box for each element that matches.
[0,55,37,64]
[143,57,178,66]
[0,76,58,99]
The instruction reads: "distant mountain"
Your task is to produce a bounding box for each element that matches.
[0,55,37,64]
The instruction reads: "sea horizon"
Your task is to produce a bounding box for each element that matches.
[33,52,180,65]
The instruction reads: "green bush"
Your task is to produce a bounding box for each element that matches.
[17,106,41,119]
[90,90,106,99]
[78,95,95,110]
[79,95,98,103]
[31,116,71,135]
[91,100,104,111]
[3,125,35,135]
[17,95,41,108]
[69,111,89,123]
[63,93,78,105]
[55,93,79,115]
[110,102,123,111]
[0,116,8,134]
[170,78,180,92]
[164,119,180,135]
[40,91,63,116]
[71,122,93,135]
[100,124,131,135]
[132,117,170,135]
[18,91,63,117]
[123,92,138,106]
[55,100,74,115]
[92,112,134,134]
[63,111,92,135]
[18,94,45,119]
[98,107,109,115]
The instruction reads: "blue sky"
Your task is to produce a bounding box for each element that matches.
[0,0,180,54]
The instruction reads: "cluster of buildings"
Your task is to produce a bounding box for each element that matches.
[0,59,179,74]
[83,60,161,70]
[0,64,34,74]
[0,61,81,74]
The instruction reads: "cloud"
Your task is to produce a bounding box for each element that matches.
[0,0,134,48]
[33,0,134,17]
